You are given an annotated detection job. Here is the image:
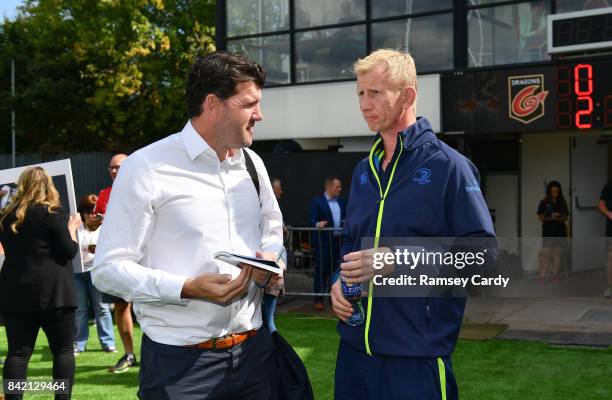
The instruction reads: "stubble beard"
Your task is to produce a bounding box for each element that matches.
[217,118,252,149]
[241,126,253,148]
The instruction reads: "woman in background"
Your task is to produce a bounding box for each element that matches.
[73,194,116,355]
[0,167,80,399]
[537,180,569,283]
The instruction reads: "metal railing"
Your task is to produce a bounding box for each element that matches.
[284,226,343,296]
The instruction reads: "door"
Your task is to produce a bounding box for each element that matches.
[570,137,608,272]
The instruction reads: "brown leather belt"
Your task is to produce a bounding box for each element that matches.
[184,329,258,350]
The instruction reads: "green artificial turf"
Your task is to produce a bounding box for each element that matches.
[1,313,611,399]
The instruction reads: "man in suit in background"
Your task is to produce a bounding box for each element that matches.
[309,177,346,310]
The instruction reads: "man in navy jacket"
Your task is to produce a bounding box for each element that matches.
[330,50,495,399]
[309,177,346,310]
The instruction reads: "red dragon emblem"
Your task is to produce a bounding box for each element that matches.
[508,75,549,124]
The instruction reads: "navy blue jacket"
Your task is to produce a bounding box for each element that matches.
[309,194,346,249]
[338,117,495,358]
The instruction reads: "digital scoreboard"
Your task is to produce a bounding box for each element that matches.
[548,7,612,54]
[442,59,612,134]
[556,62,611,130]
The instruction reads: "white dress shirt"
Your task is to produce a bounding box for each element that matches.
[324,193,341,228]
[91,120,284,346]
[77,225,99,271]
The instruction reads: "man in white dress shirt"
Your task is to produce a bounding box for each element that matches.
[92,51,285,399]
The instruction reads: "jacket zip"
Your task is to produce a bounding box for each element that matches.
[364,135,404,356]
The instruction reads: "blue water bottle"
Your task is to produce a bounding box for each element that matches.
[341,277,365,326]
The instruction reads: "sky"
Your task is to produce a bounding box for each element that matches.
[0,0,23,21]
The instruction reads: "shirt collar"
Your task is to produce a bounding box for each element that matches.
[324,192,336,201]
[371,131,403,174]
[180,120,213,161]
[231,149,246,167]
[180,120,245,167]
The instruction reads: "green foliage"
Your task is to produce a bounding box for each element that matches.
[0,0,215,154]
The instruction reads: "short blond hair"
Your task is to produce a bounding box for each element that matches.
[353,49,418,91]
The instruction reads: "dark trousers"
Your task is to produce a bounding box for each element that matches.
[335,341,458,400]
[2,308,75,400]
[313,243,340,303]
[138,328,275,400]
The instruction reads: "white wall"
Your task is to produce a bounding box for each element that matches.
[520,131,571,272]
[485,173,519,254]
[255,74,441,140]
[519,130,607,272]
[521,132,572,238]
[294,138,339,151]
[338,137,375,152]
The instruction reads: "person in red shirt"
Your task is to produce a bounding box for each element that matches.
[96,153,137,373]
[94,154,126,215]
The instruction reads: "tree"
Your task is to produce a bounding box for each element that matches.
[0,0,215,154]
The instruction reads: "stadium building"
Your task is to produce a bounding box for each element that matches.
[216,0,612,272]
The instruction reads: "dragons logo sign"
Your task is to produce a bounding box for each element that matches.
[508,74,549,124]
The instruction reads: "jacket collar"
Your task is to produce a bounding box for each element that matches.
[373,116,436,151]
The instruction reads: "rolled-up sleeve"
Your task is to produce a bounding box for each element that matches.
[91,153,189,306]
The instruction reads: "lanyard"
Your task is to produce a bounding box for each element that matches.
[363,135,403,356]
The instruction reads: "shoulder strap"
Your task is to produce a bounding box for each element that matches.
[243,149,260,198]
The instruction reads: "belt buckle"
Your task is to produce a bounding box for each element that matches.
[205,330,254,350]
[215,333,235,349]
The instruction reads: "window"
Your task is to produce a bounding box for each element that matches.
[296,26,367,82]
[294,0,366,28]
[372,13,454,71]
[556,0,611,13]
[372,0,452,18]
[468,1,550,67]
[227,35,291,85]
[223,0,455,86]
[226,0,289,37]
[467,0,513,5]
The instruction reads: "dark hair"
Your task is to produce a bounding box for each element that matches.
[78,194,98,215]
[324,176,340,188]
[545,181,568,210]
[186,51,266,117]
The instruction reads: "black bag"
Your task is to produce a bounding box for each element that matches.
[271,331,314,400]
